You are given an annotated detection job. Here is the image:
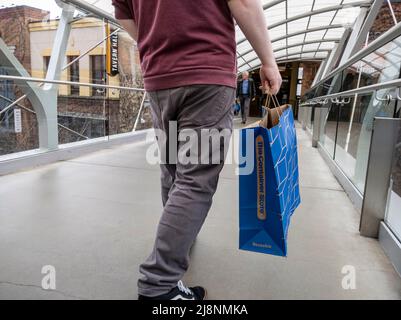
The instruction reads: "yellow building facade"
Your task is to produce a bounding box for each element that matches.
[29,17,121,98]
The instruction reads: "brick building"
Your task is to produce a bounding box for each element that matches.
[370,0,401,42]
[0,5,48,155]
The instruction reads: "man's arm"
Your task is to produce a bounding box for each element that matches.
[117,19,138,42]
[112,0,138,41]
[227,0,282,95]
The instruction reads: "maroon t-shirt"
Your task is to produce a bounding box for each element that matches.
[112,0,237,91]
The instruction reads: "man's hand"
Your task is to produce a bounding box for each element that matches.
[260,63,282,95]
[228,0,281,94]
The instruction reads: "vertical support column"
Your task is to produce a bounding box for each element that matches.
[360,118,401,238]
[312,58,328,87]
[339,8,369,65]
[321,47,337,80]
[42,2,75,150]
[350,0,385,57]
[312,106,322,148]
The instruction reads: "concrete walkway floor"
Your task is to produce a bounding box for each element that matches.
[0,119,400,300]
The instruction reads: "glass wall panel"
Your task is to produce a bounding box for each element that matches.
[305,106,313,131]
[321,78,334,96]
[318,71,346,159]
[334,92,397,193]
[358,35,401,88]
[341,64,361,92]
[319,101,338,159]
[0,78,39,156]
[0,0,150,157]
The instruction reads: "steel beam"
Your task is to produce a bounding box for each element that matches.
[41,4,75,150]
[60,0,120,26]
[0,75,145,92]
[312,58,329,87]
[340,8,369,65]
[350,0,385,57]
[322,28,352,78]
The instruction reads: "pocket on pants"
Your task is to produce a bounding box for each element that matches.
[180,85,235,128]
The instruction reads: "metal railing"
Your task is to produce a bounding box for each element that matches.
[300,78,401,107]
[60,0,121,27]
[298,19,401,247]
[0,75,148,156]
[0,75,145,94]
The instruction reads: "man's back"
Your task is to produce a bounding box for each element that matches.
[113,0,237,91]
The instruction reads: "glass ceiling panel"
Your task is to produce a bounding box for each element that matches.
[237,0,373,70]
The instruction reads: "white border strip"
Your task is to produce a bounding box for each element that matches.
[379,222,401,277]
[0,129,152,176]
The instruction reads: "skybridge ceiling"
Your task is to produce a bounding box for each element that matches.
[237,0,374,72]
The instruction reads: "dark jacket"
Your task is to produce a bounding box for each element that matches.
[237,78,256,99]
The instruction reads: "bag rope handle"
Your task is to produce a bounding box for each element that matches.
[262,93,283,118]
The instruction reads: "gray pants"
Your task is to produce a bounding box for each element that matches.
[240,96,251,123]
[138,85,235,297]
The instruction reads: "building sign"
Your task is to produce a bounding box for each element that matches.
[296,84,302,97]
[296,67,304,97]
[106,24,119,77]
[14,109,22,133]
[297,67,304,80]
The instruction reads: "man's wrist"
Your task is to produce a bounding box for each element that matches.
[260,55,277,68]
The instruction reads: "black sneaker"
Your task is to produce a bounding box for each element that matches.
[138,281,206,300]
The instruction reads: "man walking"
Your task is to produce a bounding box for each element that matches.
[237,71,256,124]
[112,0,282,300]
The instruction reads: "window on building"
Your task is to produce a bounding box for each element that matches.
[43,56,51,75]
[0,67,15,132]
[90,55,106,96]
[68,56,80,96]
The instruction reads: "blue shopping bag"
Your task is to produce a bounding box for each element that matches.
[239,104,301,257]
